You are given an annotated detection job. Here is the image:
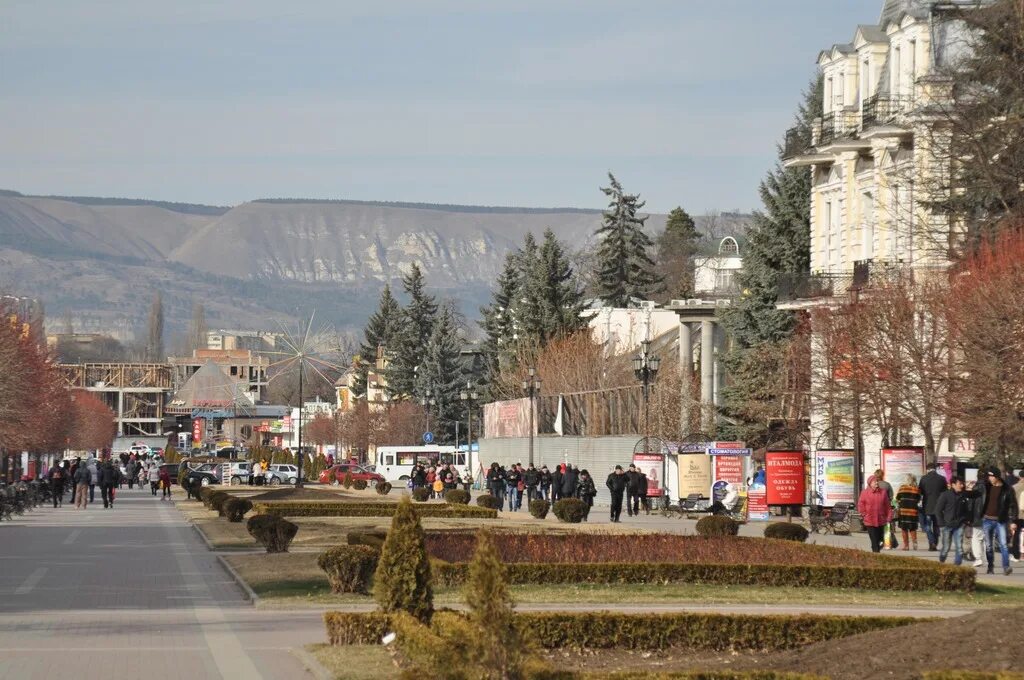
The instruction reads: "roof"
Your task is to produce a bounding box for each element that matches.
[879,0,931,26]
[856,24,889,44]
[167,359,250,414]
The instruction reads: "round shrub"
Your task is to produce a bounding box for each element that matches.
[317,545,380,594]
[764,522,810,543]
[353,479,368,491]
[412,487,431,502]
[209,491,231,515]
[444,489,470,505]
[342,471,354,489]
[375,482,392,495]
[552,498,587,523]
[198,486,216,504]
[224,497,253,522]
[246,514,299,553]
[529,499,550,520]
[695,515,740,537]
[475,494,501,510]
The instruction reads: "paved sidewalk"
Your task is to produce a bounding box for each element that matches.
[0,487,322,680]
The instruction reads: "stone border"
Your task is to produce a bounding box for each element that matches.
[290,646,335,680]
[216,553,261,605]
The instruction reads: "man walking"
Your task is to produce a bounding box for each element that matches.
[48,461,65,508]
[606,465,628,523]
[980,466,1018,575]
[919,462,948,551]
[934,476,967,566]
[625,464,643,517]
[73,463,91,510]
[99,460,117,509]
[524,464,539,504]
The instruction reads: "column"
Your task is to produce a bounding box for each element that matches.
[679,320,693,433]
[701,319,715,431]
[713,324,726,407]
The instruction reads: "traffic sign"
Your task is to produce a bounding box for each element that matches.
[422,432,434,444]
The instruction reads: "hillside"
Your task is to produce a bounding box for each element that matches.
[0,191,751,338]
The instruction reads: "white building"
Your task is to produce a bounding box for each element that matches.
[693,237,743,298]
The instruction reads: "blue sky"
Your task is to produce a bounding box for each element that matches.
[0,1,880,213]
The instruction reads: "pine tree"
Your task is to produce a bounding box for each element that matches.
[655,207,701,302]
[479,252,521,392]
[594,173,662,306]
[464,530,522,678]
[354,285,401,397]
[146,292,164,362]
[718,77,822,446]
[415,303,464,442]
[535,228,587,341]
[373,496,433,623]
[387,264,438,399]
[511,232,544,344]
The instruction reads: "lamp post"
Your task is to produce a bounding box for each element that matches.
[521,368,542,467]
[420,389,436,437]
[633,340,662,493]
[459,383,479,456]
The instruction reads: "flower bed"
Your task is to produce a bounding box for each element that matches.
[251,501,496,519]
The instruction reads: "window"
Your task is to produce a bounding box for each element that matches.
[718,237,739,256]
[861,58,870,100]
[893,45,901,95]
[861,192,875,259]
[384,454,395,466]
[909,40,917,98]
[715,270,735,292]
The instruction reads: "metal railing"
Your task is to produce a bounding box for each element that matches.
[851,259,912,290]
[860,94,913,129]
[776,272,855,302]
[819,112,861,145]
[782,127,811,159]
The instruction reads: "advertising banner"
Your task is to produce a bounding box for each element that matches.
[483,398,534,439]
[677,453,713,498]
[880,447,925,486]
[192,418,204,445]
[747,489,770,520]
[712,453,747,502]
[633,452,664,497]
[765,450,805,505]
[814,450,855,506]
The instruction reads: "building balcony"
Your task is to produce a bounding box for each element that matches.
[851,259,912,290]
[782,127,811,160]
[860,94,913,130]
[776,271,855,303]
[818,112,861,146]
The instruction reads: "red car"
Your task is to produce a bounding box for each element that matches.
[319,463,386,487]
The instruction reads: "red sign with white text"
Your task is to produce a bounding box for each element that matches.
[765,450,805,505]
[192,418,204,445]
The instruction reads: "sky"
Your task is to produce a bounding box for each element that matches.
[0,0,881,213]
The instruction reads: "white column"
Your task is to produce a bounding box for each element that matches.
[701,319,715,430]
[679,320,693,433]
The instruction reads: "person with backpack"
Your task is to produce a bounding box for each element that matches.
[576,469,598,522]
[48,461,65,508]
[73,463,91,510]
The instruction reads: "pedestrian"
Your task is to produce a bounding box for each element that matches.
[576,469,597,521]
[48,461,65,508]
[99,460,118,509]
[159,466,172,501]
[126,459,137,489]
[895,474,922,550]
[462,470,473,493]
[539,465,552,501]
[507,464,523,511]
[87,457,98,504]
[551,464,563,503]
[857,475,892,553]
[625,464,643,517]
[69,457,80,505]
[979,466,1018,575]
[934,476,967,566]
[524,464,539,503]
[873,468,898,549]
[560,464,578,502]
[919,462,948,551]
[606,465,628,523]
[73,462,91,510]
[432,475,445,499]
[965,479,988,567]
[149,461,160,496]
[486,463,504,510]
[638,472,650,514]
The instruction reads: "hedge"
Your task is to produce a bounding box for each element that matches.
[922,675,1024,680]
[696,515,739,537]
[534,674,824,680]
[763,523,810,543]
[252,501,497,519]
[429,561,973,592]
[224,497,253,522]
[324,611,921,650]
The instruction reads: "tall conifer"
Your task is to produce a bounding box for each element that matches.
[594,173,661,306]
[387,264,438,399]
[655,207,701,302]
[354,285,401,396]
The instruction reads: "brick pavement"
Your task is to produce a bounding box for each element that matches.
[0,487,322,680]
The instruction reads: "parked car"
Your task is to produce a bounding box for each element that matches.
[227,461,252,486]
[183,466,219,488]
[319,463,386,487]
[267,464,299,486]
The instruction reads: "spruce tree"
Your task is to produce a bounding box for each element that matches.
[594,173,662,306]
[718,77,822,446]
[655,207,701,302]
[479,252,521,392]
[387,264,438,399]
[511,232,544,344]
[415,303,464,442]
[354,285,401,396]
[373,497,433,623]
[465,530,522,678]
[536,228,587,341]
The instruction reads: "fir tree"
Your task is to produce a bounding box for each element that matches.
[373,497,433,623]
[479,252,521,392]
[718,77,822,446]
[594,173,662,306]
[387,264,438,399]
[415,302,464,442]
[354,285,401,397]
[535,228,587,341]
[655,207,701,302]
[464,530,523,678]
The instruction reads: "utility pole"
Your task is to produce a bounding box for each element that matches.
[522,368,542,467]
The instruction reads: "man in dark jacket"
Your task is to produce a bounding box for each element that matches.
[98,461,118,509]
[73,463,91,510]
[919,462,948,551]
[625,464,643,517]
[48,462,65,508]
[965,479,988,567]
[606,465,628,522]
[538,466,552,501]
[638,472,650,514]
[560,464,578,500]
[551,465,563,504]
[524,464,540,503]
[980,466,1018,575]
[934,476,967,566]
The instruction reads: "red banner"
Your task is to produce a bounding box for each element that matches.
[632,452,664,497]
[192,418,204,445]
[765,450,805,505]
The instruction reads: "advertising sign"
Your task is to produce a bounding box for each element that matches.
[711,453,746,502]
[633,452,664,497]
[192,418,203,445]
[708,447,753,456]
[677,452,713,497]
[814,450,855,506]
[880,447,925,486]
[765,450,805,505]
[747,489,770,520]
[483,398,534,439]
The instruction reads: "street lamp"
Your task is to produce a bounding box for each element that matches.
[521,367,542,467]
[459,383,479,456]
[634,340,663,494]
[420,389,436,436]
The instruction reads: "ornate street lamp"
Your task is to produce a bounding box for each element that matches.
[521,367,542,467]
[634,339,662,492]
[459,382,480,456]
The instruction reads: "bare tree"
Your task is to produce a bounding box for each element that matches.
[147,292,164,362]
[189,302,207,352]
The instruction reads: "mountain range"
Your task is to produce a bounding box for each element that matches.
[0,190,751,340]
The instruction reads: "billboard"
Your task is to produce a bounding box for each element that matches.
[677,452,713,497]
[880,447,925,486]
[192,418,204,445]
[483,398,534,439]
[633,452,664,497]
[814,450,855,506]
[711,451,747,502]
[765,450,805,505]
[747,489,769,520]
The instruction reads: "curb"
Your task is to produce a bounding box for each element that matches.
[216,553,261,605]
[290,646,334,680]
[191,522,220,552]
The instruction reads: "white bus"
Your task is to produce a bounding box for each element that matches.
[375,445,477,482]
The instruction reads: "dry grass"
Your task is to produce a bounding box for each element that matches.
[307,643,399,680]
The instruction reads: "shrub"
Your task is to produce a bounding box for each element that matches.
[323,610,920,651]
[342,471,354,489]
[444,488,470,505]
[529,499,550,519]
[317,545,380,594]
[198,486,216,504]
[476,494,501,510]
[203,489,228,510]
[375,482,392,495]
[764,522,810,543]
[373,497,434,623]
[251,501,496,519]
[246,514,299,553]
[464,530,524,676]
[210,491,232,516]
[224,497,253,522]
[412,487,431,502]
[922,674,1024,680]
[347,531,387,550]
[696,515,740,537]
[352,479,368,491]
[552,498,587,523]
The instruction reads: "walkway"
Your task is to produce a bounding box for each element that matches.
[0,487,322,680]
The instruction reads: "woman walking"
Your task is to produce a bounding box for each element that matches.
[158,466,172,501]
[858,475,893,553]
[896,474,922,550]
[576,469,597,522]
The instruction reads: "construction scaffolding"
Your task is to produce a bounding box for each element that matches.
[58,363,173,438]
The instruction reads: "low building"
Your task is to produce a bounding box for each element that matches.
[169,348,268,403]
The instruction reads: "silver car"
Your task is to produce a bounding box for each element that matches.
[266,464,299,486]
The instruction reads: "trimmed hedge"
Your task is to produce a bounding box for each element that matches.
[696,515,739,537]
[317,545,379,594]
[922,674,1024,680]
[352,479,368,491]
[552,498,587,523]
[224,497,253,522]
[444,488,470,505]
[252,500,497,519]
[476,494,501,510]
[412,488,431,502]
[246,514,299,553]
[375,482,392,495]
[763,522,810,543]
[532,673,824,680]
[529,499,550,519]
[430,561,974,592]
[324,610,921,650]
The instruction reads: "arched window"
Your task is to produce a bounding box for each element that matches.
[719,237,739,256]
